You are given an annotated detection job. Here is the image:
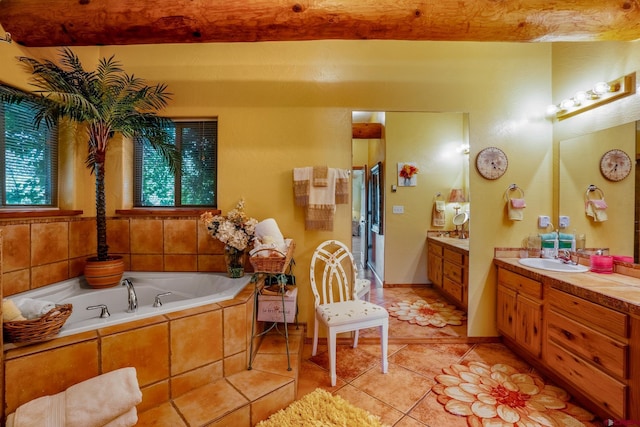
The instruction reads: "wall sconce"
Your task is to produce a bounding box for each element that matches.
[456,143,470,154]
[546,72,636,120]
[448,188,466,214]
[0,32,11,44]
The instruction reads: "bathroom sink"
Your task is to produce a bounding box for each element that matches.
[518,258,589,273]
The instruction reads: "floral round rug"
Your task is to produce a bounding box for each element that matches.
[432,361,596,426]
[387,298,466,327]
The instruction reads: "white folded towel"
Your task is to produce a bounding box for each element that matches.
[255,218,285,245]
[15,298,56,319]
[10,367,141,427]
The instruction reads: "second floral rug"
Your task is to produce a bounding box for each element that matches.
[387,298,466,327]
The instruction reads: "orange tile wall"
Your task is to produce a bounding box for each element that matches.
[3,284,257,417]
[0,215,230,297]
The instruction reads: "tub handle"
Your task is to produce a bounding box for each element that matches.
[86,304,111,318]
[153,292,172,308]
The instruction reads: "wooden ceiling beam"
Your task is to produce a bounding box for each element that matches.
[2,0,640,47]
[352,123,383,139]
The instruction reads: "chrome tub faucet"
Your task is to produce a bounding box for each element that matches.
[122,278,138,312]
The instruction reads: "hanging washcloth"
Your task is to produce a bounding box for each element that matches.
[432,200,446,227]
[586,199,608,222]
[505,186,526,221]
[313,166,328,187]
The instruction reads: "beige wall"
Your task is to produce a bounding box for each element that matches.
[552,42,640,260]
[384,112,467,285]
[1,37,555,337]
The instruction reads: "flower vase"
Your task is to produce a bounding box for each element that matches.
[224,246,246,278]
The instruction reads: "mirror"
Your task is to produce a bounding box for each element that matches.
[352,111,470,283]
[559,121,638,261]
[370,162,383,234]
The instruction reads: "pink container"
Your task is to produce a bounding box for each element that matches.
[612,255,634,264]
[590,255,613,274]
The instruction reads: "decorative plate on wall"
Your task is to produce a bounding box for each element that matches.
[599,148,631,182]
[476,146,508,180]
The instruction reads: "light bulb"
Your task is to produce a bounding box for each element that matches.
[546,104,560,116]
[573,91,587,105]
[593,81,610,95]
[560,98,575,110]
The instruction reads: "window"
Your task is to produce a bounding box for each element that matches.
[0,95,58,207]
[134,120,217,207]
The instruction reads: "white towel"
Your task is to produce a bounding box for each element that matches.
[11,367,141,427]
[255,218,286,250]
[15,298,56,319]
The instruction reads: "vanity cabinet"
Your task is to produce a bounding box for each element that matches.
[496,268,542,358]
[545,288,629,419]
[427,237,468,310]
[494,258,640,420]
[427,240,443,288]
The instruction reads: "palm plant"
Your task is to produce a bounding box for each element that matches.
[0,48,178,263]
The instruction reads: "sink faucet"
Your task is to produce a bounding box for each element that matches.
[122,278,138,312]
[557,249,575,265]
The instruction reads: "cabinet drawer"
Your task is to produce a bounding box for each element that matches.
[443,261,463,283]
[444,248,463,264]
[546,341,626,419]
[547,309,628,379]
[428,243,443,256]
[548,288,628,339]
[443,277,463,302]
[497,268,542,299]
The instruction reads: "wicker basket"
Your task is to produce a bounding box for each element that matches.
[3,304,72,344]
[250,240,295,274]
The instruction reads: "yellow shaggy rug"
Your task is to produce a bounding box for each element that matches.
[256,388,387,427]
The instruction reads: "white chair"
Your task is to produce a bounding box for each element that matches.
[310,240,388,386]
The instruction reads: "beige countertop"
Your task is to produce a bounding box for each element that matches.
[427,236,469,252]
[495,257,640,316]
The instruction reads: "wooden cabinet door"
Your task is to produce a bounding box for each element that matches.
[497,284,517,340]
[516,293,542,357]
[427,251,443,287]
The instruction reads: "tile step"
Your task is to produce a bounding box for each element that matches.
[137,324,304,426]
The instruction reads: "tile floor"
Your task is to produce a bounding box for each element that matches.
[294,275,603,427]
[137,272,603,426]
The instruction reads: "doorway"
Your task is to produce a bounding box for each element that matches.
[351,167,367,271]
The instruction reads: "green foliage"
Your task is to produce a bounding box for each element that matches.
[0,48,178,260]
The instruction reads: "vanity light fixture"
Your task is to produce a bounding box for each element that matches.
[547,72,636,120]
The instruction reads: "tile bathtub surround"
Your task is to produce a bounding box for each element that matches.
[0,215,231,296]
[2,286,254,417]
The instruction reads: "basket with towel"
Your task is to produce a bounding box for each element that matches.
[3,298,72,344]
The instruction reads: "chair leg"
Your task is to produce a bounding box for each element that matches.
[380,319,389,374]
[328,329,337,387]
[353,329,359,348]
[312,314,320,356]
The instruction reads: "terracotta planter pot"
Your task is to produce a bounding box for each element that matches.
[84,256,125,289]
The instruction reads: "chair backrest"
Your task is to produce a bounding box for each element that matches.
[309,240,358,307]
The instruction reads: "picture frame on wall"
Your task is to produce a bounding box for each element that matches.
[398,162,419,187]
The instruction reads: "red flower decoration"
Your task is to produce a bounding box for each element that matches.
[399,164,419,179]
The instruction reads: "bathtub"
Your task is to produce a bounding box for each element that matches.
[7,272,252,338]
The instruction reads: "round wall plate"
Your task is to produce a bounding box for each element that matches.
[476,146,508,180]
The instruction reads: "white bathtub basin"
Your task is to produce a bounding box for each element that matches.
[518,258,588,273]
